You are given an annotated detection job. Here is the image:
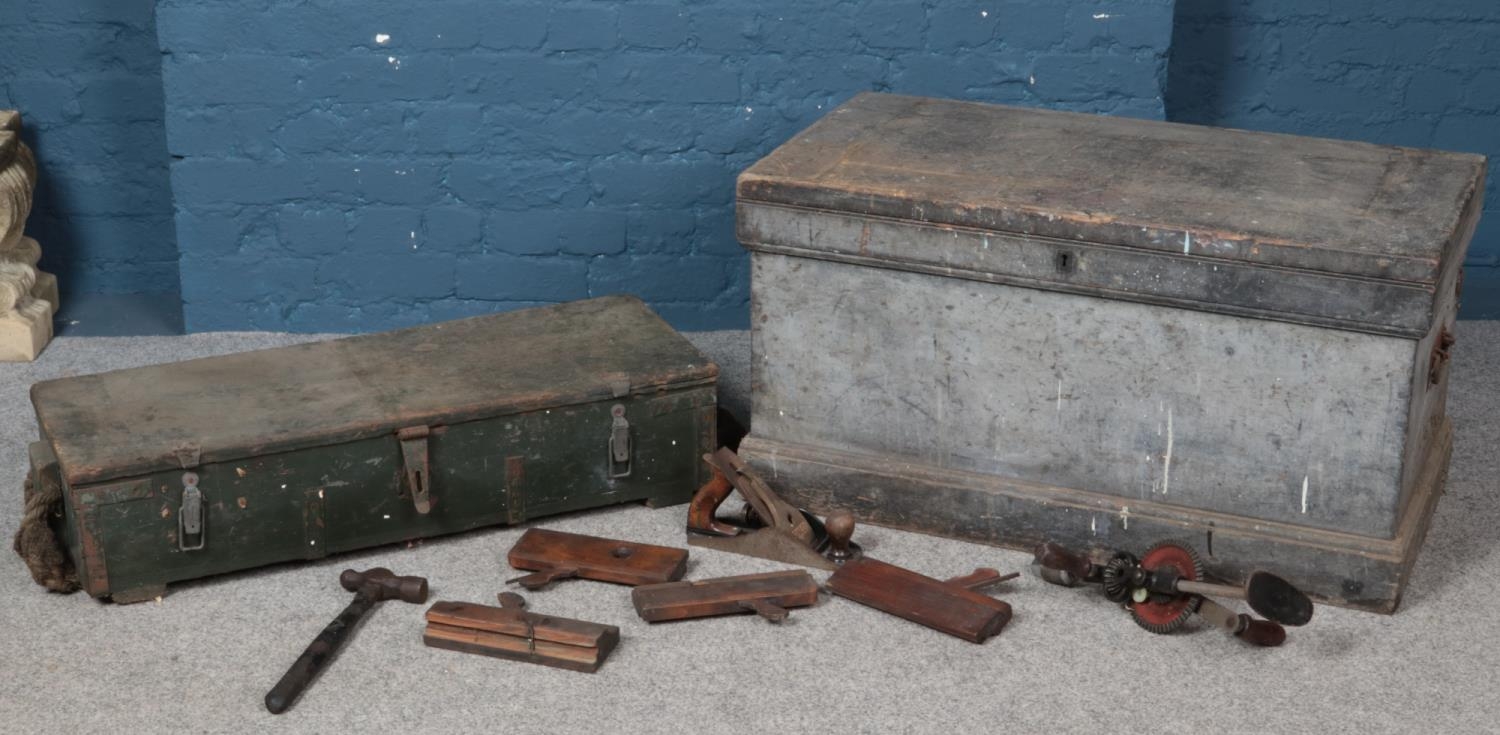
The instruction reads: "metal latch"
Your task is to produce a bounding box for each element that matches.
[607,404,631,478]
[178,472,206,551]
[399,426,433,514]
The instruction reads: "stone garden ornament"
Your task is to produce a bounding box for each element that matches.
[0,110,58,361]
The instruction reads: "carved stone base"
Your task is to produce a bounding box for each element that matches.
[0,291,52,362]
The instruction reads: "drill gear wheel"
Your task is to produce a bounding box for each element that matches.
[1128,540,1205,634]
[1100,553,1137,603]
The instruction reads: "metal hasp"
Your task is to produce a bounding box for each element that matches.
[826,559,1018,643]
[177,472,205,551]
[607,404,631,478]
[265,568,429,714]
[1033,540,1313,646]
[397,425,432,514]
[686,447,861,571]
[423,591,620,673]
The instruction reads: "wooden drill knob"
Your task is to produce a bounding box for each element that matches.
[826,512,855,553]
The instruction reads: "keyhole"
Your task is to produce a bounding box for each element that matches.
[1055,251,1076,273]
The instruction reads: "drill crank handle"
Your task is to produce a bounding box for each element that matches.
[266,587,378,714]
[1180,571,1314,627]
[1195,596,1287,647]
[1176,579,1244,600]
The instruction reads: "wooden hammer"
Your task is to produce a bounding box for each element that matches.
[265,568,429,714]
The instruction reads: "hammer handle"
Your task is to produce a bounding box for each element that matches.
[265,588,377,714]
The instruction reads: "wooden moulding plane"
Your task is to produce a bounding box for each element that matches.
[632,570,820,623]
[424,592,619,673]
[506,528,689,589]
[687,447,862,570]
[827,561,1018,643]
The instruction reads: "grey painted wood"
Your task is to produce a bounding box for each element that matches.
[739,202,1443,338]
[740,420,1451,613]
[737,93,1479,612]
[752,252,1415,538]
[739,93,1486,286]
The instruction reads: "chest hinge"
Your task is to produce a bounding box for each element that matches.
[398,426,433,514]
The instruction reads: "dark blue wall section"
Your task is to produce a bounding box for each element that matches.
[154,0,1176,332]
[0,0,180,299]
[1167,0,1500,317]
[16,0,1493,329]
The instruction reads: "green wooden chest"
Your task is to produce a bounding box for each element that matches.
[23,296,717,602]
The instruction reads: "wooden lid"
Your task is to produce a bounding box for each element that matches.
[33,296,717,485]
[738,93,1485,285]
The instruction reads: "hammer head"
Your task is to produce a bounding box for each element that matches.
[339,567,429,603]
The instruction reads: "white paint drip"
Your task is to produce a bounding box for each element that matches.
[1090,515,1097,535]
[1121,506,1130,530]
[1183,232,1191,254]
[1301,476,1309,513]
[1162,408,1174,495]
[1093,13,1111,19]
[1055,379,1063,412]
[980,10,988,17]
[375,33,391,44]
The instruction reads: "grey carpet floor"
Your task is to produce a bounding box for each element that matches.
[1,325,1498,734]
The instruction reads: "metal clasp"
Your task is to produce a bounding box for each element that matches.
[607,404,631,478]
[178,472,206,551]
[399,426,433,514]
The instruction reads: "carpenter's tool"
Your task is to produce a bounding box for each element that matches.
[826,559,1018,643]
[506,528,688,589]
[687,447,862,570]
[424,592,619,673]
[264,568,429,714]
[632,570,820,623]
[1034,540,1312,646]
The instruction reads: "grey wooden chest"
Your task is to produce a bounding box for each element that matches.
[735,93,1486,613]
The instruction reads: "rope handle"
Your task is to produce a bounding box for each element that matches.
[13,469,79,593]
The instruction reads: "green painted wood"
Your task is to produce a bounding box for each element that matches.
[34,297,718,600]
[33,295,717,487]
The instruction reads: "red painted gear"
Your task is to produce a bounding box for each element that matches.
[1129,541,1205,634]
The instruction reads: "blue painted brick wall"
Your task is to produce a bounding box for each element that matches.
[155,0,1176,332]
[0,0,180,297]
[1168,0,1500,316]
